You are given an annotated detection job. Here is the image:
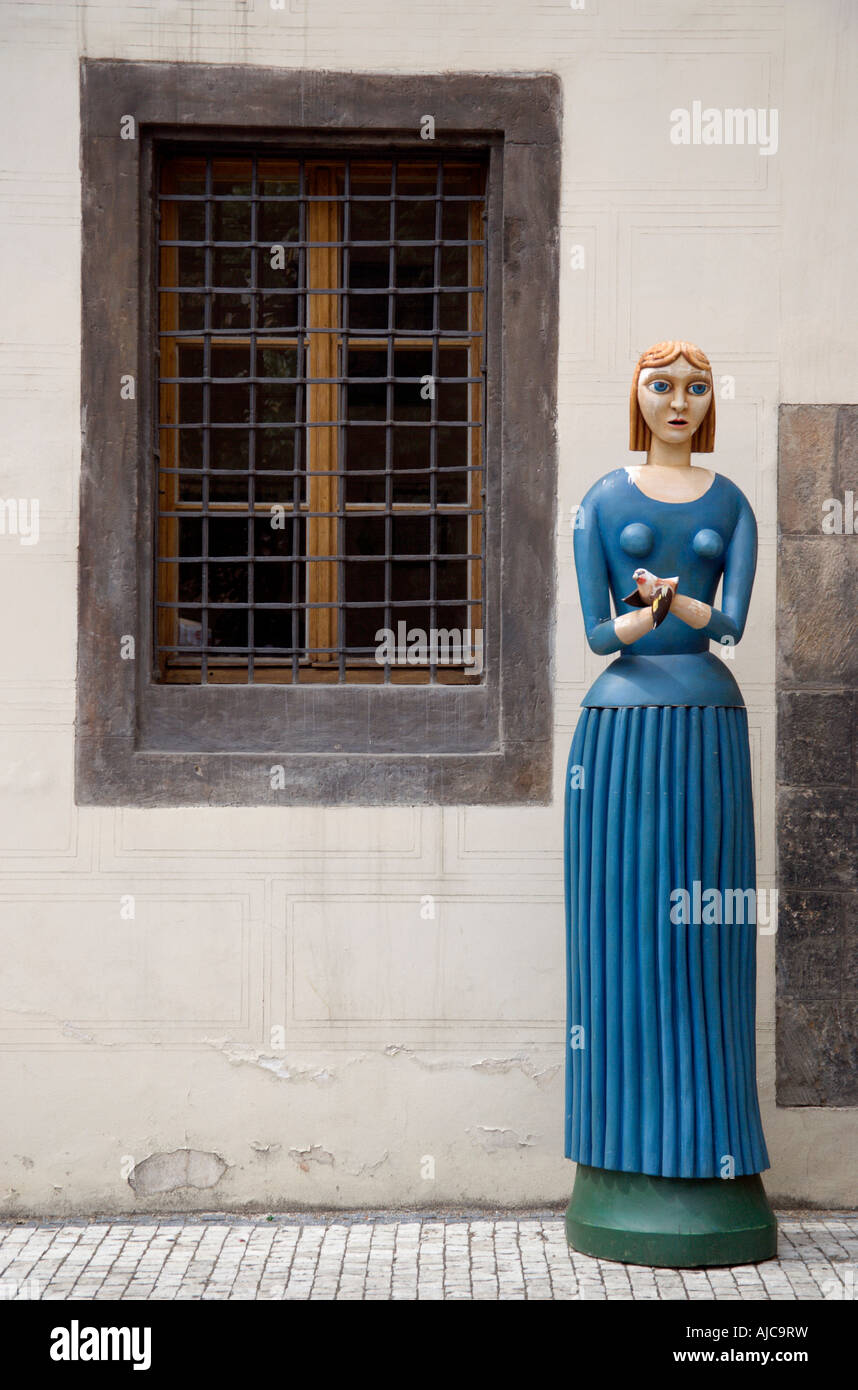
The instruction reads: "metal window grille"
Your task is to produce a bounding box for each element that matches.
[155,151,487,686]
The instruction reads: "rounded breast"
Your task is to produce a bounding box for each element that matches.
[692,527,724,559]
[619,522,655,558]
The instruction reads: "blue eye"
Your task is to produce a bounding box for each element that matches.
[649,380,670,393]
[689,382,709,396]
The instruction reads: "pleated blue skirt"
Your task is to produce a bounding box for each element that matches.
[564,705,770,1179]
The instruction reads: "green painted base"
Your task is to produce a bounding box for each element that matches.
[566,1164,778,1268]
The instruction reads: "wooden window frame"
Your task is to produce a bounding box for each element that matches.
[156,153,486,685]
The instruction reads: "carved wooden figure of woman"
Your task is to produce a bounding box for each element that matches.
[564,341,777,1267]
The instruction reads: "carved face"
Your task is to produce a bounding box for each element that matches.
[636,354,713,447]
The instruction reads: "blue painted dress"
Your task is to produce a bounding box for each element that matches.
[565,467,770,1179]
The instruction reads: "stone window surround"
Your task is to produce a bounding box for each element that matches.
[75,61,561,806]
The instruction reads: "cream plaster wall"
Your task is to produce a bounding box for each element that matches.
[0,0,855,1212]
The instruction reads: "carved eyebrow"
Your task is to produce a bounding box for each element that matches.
[640,368,711,382]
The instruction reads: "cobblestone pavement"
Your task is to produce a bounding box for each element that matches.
[0,1212,855,1300]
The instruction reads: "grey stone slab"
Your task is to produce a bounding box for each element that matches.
[778,404,838,536]
[776,690,854,787]
[778,537,858,688]
[777,997,858,1106]
[777,787,858,890]
[776,892,842,999]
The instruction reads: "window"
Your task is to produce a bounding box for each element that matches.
[77,62,559,805]
[156,152,486,685]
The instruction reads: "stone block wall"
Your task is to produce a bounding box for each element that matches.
[777,405,858,1105]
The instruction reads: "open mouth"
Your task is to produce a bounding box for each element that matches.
[668,417,688,427]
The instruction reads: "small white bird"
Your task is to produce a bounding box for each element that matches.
[623,568,679,628]
[624,568,679,604]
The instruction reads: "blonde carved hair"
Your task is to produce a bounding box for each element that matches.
[629,340,716,453]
